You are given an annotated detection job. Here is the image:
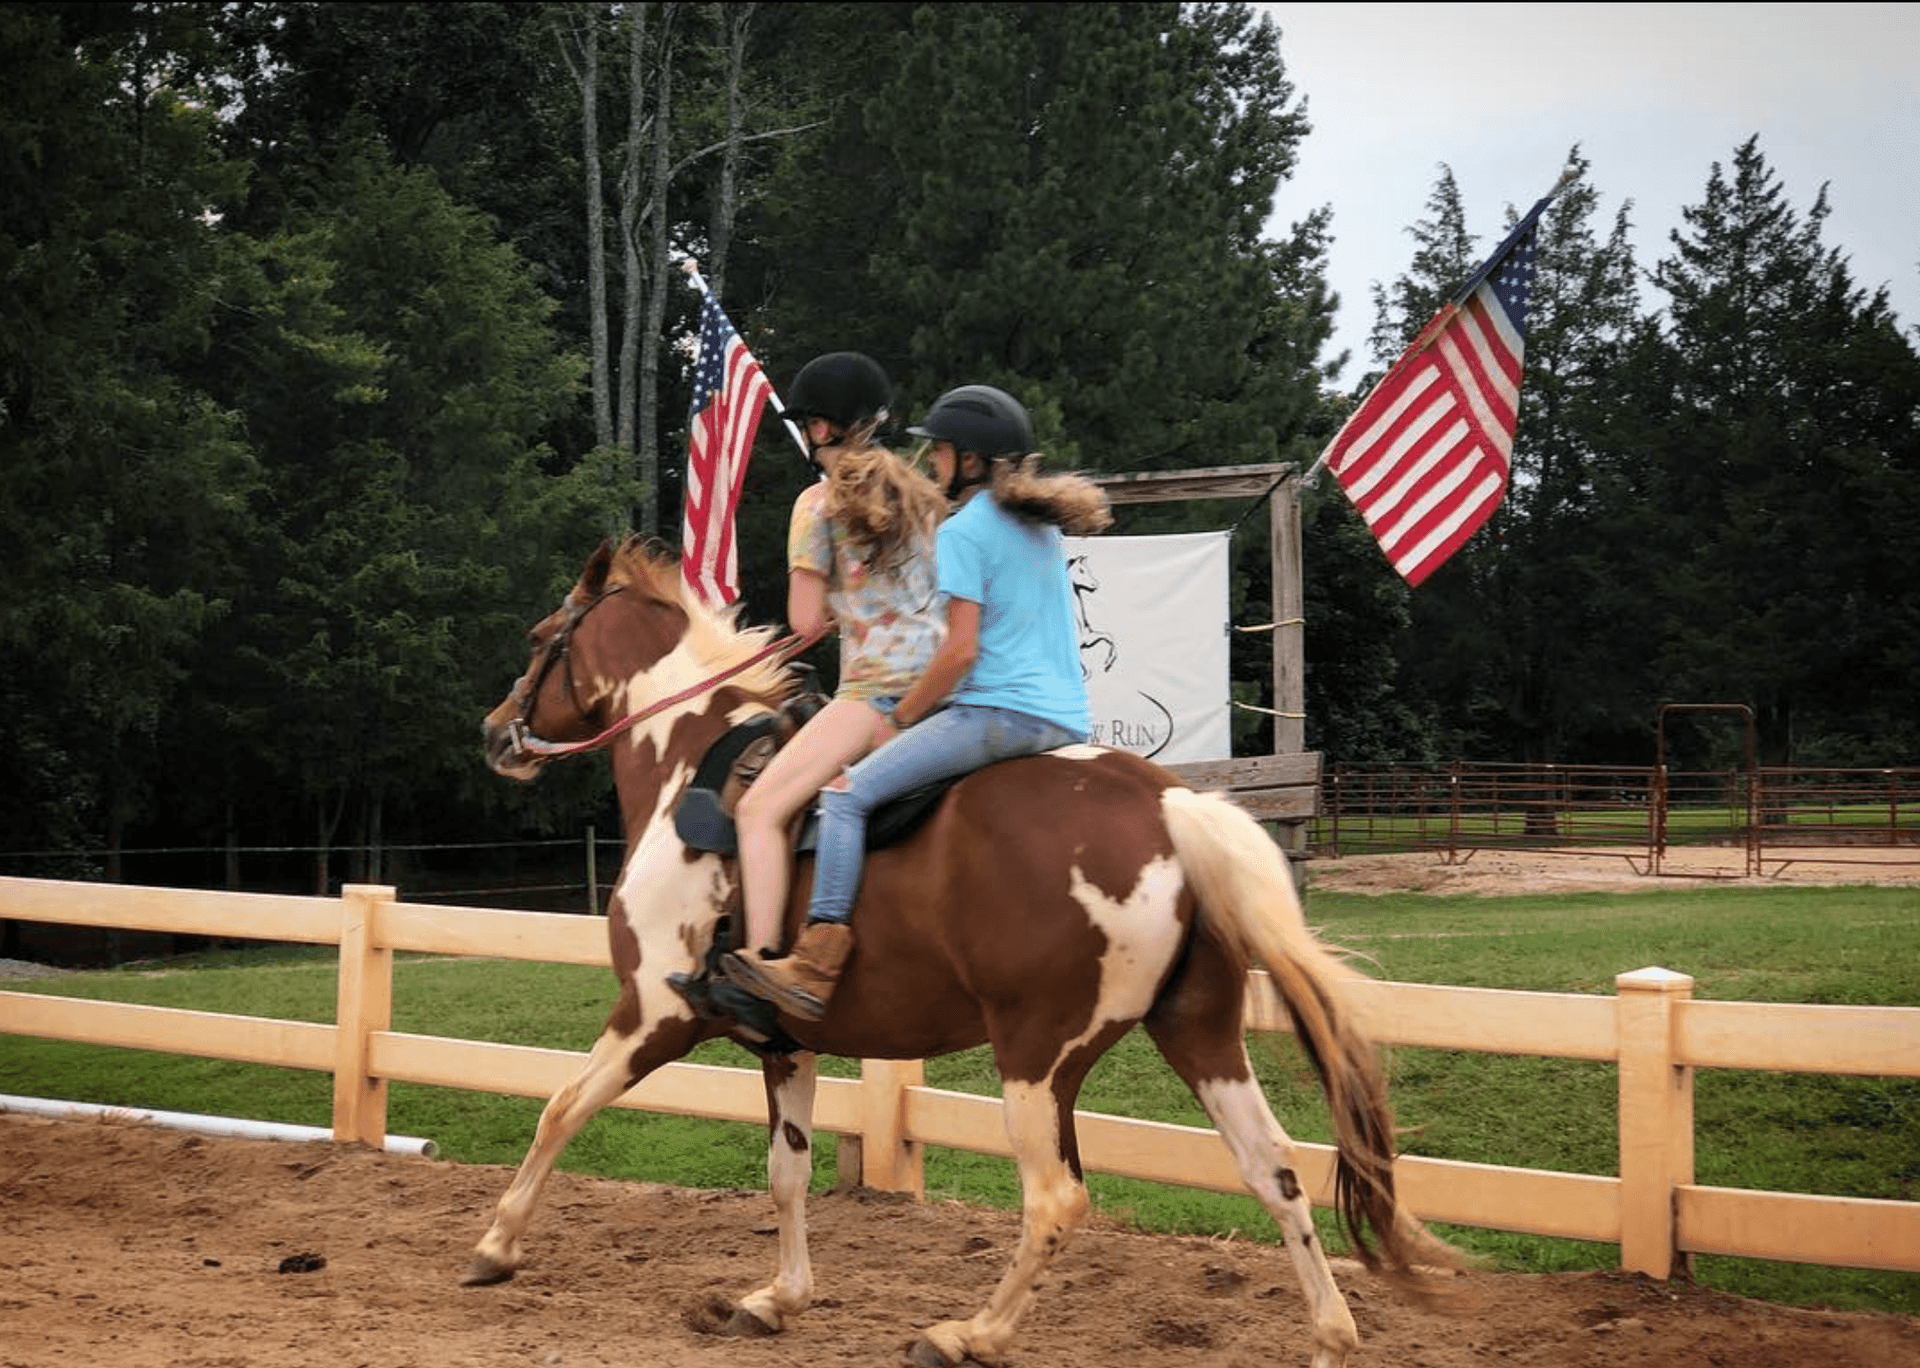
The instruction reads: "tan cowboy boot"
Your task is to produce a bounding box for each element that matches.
[722,921,853,1022]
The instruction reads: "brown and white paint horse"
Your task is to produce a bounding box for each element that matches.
[470,538,1453,1368]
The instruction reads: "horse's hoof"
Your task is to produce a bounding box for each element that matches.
[459,1254,516,1287]
[909,1335,987,1367]
[907,1339,956,1368]
[685,1293,776,1338]
[725,1305,779,1338]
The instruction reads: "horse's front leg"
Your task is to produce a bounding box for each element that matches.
[462,982,702,1286]
[717,1051,819,1334]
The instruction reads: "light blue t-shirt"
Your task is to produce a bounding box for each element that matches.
[936,493,1090,736]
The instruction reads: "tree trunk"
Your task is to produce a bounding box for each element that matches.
[615,1,649,457]
[364,791,384,885]
[315,802,328,898]
[560,5,615,450]
[634,4,676,535]
[314,790,346,898]
[225,802,240,891]
[707,2,752,300]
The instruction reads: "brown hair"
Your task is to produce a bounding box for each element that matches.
[987,456,1113,536]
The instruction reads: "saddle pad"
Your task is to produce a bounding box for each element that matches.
[674,718,955,857]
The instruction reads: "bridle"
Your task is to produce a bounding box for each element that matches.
[503,585,825,761]
[502,583,621,756]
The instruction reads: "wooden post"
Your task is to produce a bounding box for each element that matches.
[1272,474,1307,866]
[332,884,395,1148]
[1089,462,1313,852]
[1616,966,1695,1279]
[833,1133,865,1191]
[858,1057,925,1195]
[1271,472,1304,758]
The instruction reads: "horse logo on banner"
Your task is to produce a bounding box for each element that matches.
[1061,532,1230,765]
[1067,554,1118,680]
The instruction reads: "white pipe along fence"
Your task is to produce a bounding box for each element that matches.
[0,1092,436,1155]
[1,875,1916,1281]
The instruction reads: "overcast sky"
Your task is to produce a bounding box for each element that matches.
[1258,2,1920,383]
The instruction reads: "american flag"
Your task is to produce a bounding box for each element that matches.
[1324,192,1552,587]
[681,285,773,605]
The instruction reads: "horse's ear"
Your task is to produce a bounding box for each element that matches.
[582,540,616,596]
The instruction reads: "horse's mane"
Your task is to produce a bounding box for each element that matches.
[603,538,795,707]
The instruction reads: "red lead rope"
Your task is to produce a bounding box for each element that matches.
[515,626,827,759]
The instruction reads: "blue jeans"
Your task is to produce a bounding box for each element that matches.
[807,703,1085,925]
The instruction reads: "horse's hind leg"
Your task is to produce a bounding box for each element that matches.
[463,1001,700,1286]
[722,1051,818,1334]
[911,1077,1092,1368]
[1144,937,1359,1368]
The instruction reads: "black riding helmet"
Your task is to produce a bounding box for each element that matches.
[906,384,1034,459]
[785,352,892,430]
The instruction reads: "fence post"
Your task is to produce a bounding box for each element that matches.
[332,884,395,1148]
[1448,763,1461,863]
[1615,966,1695,1279]
[858,1057,925,1195]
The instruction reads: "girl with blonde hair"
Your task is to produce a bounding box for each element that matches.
[724,352,948,976]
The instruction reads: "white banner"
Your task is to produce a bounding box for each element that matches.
[1060,531,1230,764]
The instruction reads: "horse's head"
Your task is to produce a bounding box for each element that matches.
[483,539,693,780]
[482,538,793,781]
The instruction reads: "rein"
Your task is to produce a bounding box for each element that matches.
[510,624,826,760]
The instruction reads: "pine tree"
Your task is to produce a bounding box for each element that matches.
[0,5,262,870]
[750,1,1331,476]
[1635,136,1920,763]
[205,143,604,885]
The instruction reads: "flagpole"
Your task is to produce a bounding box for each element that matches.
[1443,165,1578,309]
[1299,165,1578,489]
[680,259,811,465]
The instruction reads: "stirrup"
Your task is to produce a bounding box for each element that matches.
[719,950,829,1022]
[667,968,720,1017]
[669,967,799,1053]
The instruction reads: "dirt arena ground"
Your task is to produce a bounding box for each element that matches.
[1307,841,1920,897]
[3,847,1917,1367]
[3,1112,1918,1368]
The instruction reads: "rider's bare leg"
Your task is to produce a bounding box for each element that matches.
[735,697,892,953]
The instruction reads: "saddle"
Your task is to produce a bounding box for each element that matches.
[667,684,958,1055]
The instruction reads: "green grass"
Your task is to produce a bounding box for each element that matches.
[3,884,1916,1316]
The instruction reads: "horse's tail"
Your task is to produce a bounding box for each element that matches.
[1160,786,1461,1290]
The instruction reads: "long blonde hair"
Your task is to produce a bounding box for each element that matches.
[823,428,947,570]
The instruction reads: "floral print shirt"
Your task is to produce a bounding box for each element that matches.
[787,480,945,701]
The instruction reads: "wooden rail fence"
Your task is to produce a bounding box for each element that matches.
[2,874,1916,1280]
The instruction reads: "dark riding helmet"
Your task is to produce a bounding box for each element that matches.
[906,384,1034,459]
[785,352,892,429]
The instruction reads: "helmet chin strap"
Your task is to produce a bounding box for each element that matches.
[945,452,991,502]
[804,422,848,476]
